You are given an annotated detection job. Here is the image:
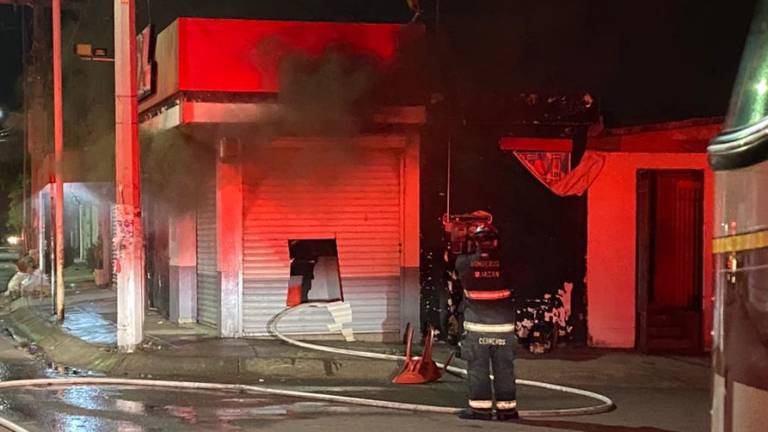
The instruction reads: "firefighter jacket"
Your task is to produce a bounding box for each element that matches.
[455,249,516,333]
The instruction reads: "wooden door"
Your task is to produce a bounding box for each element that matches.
[637,170,703,353]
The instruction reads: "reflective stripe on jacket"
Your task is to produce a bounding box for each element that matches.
[464,289,511,300]
[464,320,516,333]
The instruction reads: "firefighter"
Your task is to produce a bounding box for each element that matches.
[455,223,519,421]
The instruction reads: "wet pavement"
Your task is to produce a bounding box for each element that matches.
[59,303,118,346]
[1,385,409,432]
[0,330,711,432]
[30,289,215,348]
[0,381,709,432]
[0,357,711,431]
[0,287,713,431]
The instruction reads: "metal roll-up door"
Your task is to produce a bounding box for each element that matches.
[196,180,220,328]
[242,148,403,337]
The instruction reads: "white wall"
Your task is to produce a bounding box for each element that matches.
[586,152,714,348]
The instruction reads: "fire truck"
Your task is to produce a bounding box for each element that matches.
[708,1,768,430]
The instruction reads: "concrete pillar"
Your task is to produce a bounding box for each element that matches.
[114,0,144,351]
[169,213,197,323]
[52,0,65,322]
[400,131,421,335]
[216,138,243,337]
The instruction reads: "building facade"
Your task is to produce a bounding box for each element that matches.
[138,18,424,340]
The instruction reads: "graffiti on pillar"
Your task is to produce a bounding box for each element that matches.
[113,204,142,274]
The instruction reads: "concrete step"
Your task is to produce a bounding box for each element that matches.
[647,325,686,339]
[645,337,698,353]
[647,314,685,327]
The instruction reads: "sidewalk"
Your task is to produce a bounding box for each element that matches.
[0,286,711,389]
[0,286,444,383]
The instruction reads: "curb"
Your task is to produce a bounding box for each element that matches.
[0,300,402,382]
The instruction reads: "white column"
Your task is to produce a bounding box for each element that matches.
[216,138,243,337]
[52,0,65,321]
[114,0,144,351]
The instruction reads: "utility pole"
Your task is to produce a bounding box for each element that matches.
[52,0,65,322]
[22,1,52,288]
[114,0,144,352]
[21,6,28,251]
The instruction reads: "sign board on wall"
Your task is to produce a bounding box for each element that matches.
[499,137,573,189]
[137,26,156,100]
[515,151,572,188]
[499,136,605,196]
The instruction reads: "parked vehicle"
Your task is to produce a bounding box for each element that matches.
[707,1,768,429]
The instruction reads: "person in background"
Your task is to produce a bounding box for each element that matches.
[20,250,47,298]
[5,259,30,299]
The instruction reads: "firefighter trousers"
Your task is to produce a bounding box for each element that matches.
[461,331,518,412]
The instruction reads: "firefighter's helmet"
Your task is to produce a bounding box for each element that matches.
[470,223,499,241]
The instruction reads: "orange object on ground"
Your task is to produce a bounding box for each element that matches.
[286,280,302,307]
[392,325,453,384]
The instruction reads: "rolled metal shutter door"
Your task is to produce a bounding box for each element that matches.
[242,148,402,337]
[196,179,220,329]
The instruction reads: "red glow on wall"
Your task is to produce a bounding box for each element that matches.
[177,18,409,94]
[586,152,714,349]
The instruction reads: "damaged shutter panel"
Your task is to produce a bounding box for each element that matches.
[242,148,403,338]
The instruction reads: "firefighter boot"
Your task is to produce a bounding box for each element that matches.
[496,409,520,422]
[458,408,493,421]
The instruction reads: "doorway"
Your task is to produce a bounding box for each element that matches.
[636,170,704,353]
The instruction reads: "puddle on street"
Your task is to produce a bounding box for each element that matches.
[0,333,400,431]
[59,306,118,346]
[0,385,400,431]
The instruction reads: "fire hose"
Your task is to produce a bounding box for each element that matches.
[268,303,615,417]
[0,303,614,432]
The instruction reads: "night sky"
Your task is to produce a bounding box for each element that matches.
[0,6,22,111]
[0,6,24,236]
[0,1,759,127]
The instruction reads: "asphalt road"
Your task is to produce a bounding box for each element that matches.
[0,332,710,432]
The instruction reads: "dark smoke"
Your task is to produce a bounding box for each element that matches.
[275,46,377,138]
[141,25,426,216]
[140,128,215,217]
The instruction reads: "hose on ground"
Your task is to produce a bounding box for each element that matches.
[267,302,616,418]
[0,303,614,432]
